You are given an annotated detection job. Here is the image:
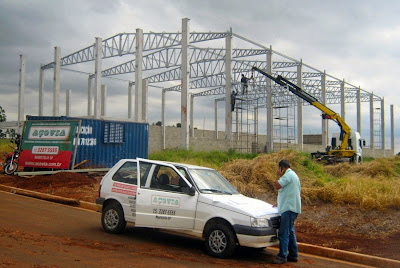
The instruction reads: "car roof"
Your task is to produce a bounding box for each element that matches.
[119,158,214,170]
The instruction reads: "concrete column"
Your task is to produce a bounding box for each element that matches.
[190,95,194,137]
[370,94,374,150]
[181,18,190,149]
[225,31,233,143]
[135,28,143,122]
[39,65,44,116]
[236,105,239,140]
[101,85,107,117]
[18,55,26,124]
[381,98,385,153]
[94,37,102,119]
[142,79,148,122]
[87,76,92,116]
[356,87,361,135]
[162,89,166,150]
[255,107,258,143]
[390,105,395,154]
[215,99,218,139]
[341,79,345,121]
[266,46,273,152]
[321,71,328,148]
[297,60,303,151]
[66,89,71,116]
[18,55,26,121]
[128,82,133,119]
[53,47,61,116]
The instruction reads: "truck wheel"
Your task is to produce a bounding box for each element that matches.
[205,223,236,258]
[101,203,126,234]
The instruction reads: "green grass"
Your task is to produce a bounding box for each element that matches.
[149,149,257,169]
[362,156,375,162]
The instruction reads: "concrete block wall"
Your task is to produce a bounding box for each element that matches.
[148,126,394,157]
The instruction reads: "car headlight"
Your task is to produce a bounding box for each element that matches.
[250,217,270,227]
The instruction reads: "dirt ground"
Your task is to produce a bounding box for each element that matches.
[0,171,399,261]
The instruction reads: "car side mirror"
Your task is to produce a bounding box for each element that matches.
[189,186,196,196]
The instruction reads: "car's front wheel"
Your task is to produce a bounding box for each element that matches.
[205,223,236,258]
[101,202,126,234]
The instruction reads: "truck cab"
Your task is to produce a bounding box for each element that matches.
[96,158,280,258]
[330,131,365,163]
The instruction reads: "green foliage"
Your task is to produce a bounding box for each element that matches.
[0,105,6,138]
[0,105,6,122]
[0,139,12,153]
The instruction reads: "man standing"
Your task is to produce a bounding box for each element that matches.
[240,74,249,94]
[231,90,237,112]
[273,160,302,264]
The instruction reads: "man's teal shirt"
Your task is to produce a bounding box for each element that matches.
[278,168,302,214]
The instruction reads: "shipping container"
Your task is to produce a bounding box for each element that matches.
[25,116,148,168]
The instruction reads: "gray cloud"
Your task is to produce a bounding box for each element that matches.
[0,0,399,150]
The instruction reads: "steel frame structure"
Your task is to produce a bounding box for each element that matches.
[40,24,385,151]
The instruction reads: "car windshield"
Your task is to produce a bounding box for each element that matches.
[188,168,239,195]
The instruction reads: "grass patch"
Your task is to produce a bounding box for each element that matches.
[149,149,257,169]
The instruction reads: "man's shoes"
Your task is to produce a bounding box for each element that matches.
[287,256,298,262]
[272,257,286,264]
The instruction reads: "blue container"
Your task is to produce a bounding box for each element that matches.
[25,116,148,168]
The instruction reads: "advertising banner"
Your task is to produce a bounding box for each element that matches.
[19,120,79,169]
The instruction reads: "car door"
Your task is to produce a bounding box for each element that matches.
[135,159,198,230]
[106,160,138,222]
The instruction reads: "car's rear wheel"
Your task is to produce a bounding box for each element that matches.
[205,223,236,258]
[101,202,126,234]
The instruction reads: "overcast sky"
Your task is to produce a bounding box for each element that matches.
[1,0,399,151]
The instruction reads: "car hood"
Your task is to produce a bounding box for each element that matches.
[200,193,278,217]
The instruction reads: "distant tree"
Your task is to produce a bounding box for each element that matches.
[156,121,162,126]
[176,123,181,128]
[0,106,5,122]
[0,105,6,138]
[6,129,16,139]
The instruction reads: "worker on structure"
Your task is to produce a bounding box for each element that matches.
[231,90,238,112]
[241,73,253,94]
[241,74,249,94]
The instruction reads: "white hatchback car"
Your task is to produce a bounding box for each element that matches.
[96,158,280,258]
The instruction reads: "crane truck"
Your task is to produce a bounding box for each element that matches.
[252,66,365,164]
